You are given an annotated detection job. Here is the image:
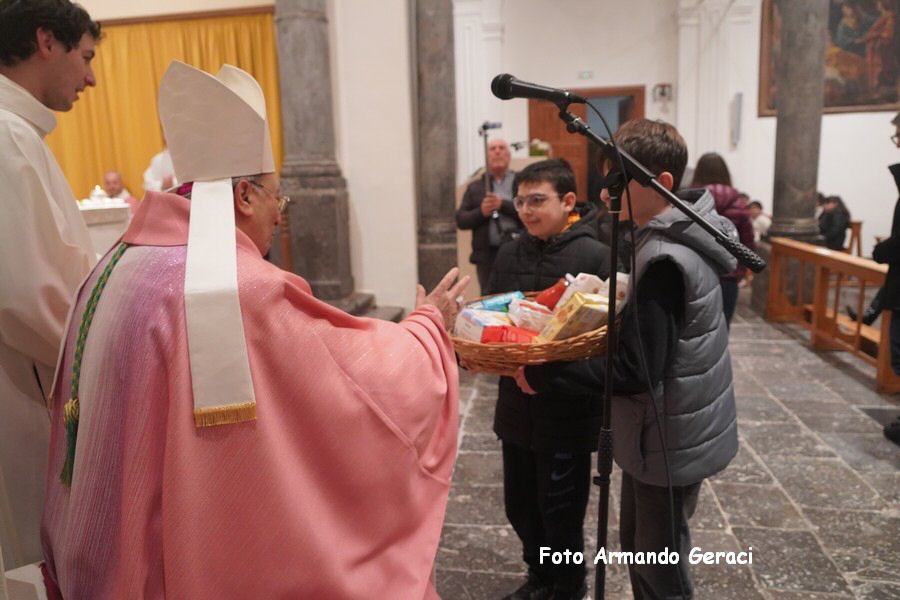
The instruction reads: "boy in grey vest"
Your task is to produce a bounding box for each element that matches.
[515,119,739,599]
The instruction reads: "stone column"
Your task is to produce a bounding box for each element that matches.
[752,0,828,313]
[768,0,828,241]
[410,0,458,291]
[272,0,353,301]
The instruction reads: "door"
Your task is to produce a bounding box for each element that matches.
[528,86,645,202]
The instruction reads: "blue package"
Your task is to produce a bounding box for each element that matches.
[480,291,525,312]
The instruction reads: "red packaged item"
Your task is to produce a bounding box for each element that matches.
[481,325,538,344]
[534,274,574,310]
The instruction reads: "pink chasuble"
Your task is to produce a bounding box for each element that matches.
[41,191,459,599]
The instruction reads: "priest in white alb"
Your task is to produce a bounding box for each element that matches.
[0,0,100,576]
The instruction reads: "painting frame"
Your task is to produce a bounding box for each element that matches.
[758,0,900,117]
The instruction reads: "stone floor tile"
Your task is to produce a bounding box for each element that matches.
[460,433,501,452]
[818,433,900,473]
[766,591,854,599]
[804,508,900,580]
[437,525,522,573]
[689,530,767,600]
[736,394,793,423]
[453,452,503,487]
[462,400,497,435]
[711,482,807,529]
[444,485,507,526]
[710,444,774,485]
[859,472,900,506]
[788,401,885,434]
[731,527,852,594]
[741,421,836,458]
[850,580,900,600]
[692,480,727,530]
[435,569,523,599]
[765,380,846,403]
[764,457,883,510]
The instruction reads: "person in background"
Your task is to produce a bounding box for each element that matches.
[871,111,900,446]
[819,195,851,250]
[455,138,522,293]
[0,0,100,574]
[103,169,139,214]
[102,169,132,200]
[747,200,772,242]
[143,145,176,193]
[691,152,754,326]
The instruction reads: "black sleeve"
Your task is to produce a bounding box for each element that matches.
[873,236,900,264]
[455,181,488,230]
[525,259,684,396]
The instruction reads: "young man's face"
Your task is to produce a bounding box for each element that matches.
[515,180,576,241]
[44,32,97,112]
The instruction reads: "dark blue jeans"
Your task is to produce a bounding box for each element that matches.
[720,278,739,328]
[890,309,900,375]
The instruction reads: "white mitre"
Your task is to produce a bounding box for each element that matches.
[158,60,275,427]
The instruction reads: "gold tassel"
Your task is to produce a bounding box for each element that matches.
[193,402,256,428]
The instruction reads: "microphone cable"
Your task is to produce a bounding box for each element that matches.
[587,101,689,600]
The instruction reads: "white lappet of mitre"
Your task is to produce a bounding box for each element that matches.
[157,60,275,427]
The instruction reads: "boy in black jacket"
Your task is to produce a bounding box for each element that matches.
[488,159,611,600]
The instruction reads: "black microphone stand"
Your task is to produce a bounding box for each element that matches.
[548,104,766,600]
[478,122,498,220]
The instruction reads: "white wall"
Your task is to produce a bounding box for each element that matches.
[330,0,419,309]
[678,0,898,256]
[80,0,272,20]
[454,0,680,181]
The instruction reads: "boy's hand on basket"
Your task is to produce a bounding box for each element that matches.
[416,267,471,330]
[514,367,537,395]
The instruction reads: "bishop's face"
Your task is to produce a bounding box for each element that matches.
[242,173,285,255]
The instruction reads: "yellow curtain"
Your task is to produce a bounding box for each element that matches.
[45,11,282,200]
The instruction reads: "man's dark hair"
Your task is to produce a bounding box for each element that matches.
[748,200,763,210]
[514,159,576,198]
[605,119,689,191]
[0,1,101,67]
[692,152,733,187]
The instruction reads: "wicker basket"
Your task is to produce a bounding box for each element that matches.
[451,293,613,376]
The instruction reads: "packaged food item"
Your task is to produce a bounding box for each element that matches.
[535,275,573,309]
[599,272,630,307]
[536,292,609,342]
[508,297,554,332]
[471,291,525,313]
[557,273,605,309]
[481,325,538,344]
[454,308,513,342]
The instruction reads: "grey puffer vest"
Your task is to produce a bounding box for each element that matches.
[612,190,739,487]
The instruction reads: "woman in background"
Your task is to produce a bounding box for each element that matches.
[692,152,755,325]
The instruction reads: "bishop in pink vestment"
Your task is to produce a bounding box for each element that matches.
[41,191,459,598]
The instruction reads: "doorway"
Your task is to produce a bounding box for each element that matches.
[527,86,645,202]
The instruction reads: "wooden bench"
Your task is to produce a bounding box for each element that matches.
[767,237,900,393]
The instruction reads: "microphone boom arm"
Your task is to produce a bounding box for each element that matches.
[556,107,766,273]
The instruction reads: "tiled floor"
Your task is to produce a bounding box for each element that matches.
[436,299,900,599]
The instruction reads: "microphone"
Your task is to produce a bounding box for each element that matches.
[491,73,586,105]
[479,121,502,132]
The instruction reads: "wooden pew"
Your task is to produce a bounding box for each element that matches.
[766,237,900,393]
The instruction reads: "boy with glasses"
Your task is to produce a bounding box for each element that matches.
[487,159,611,600]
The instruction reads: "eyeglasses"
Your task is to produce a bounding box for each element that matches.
[892,134,900,146]
[513,193,558,211]
[249,180,291,213]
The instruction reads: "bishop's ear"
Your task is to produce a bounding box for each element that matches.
[233,180,254,217]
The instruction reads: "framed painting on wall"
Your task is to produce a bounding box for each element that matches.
[759,0,899,116]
